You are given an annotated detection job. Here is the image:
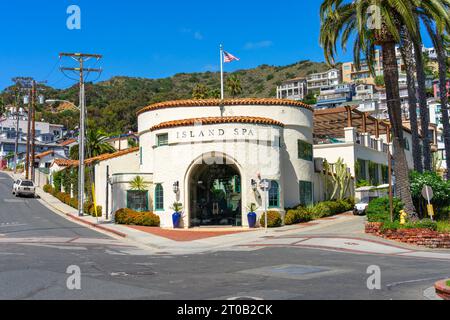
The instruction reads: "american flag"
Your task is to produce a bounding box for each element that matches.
[223,51,240,63]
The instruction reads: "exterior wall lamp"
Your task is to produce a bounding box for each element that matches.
[173,181,180,194]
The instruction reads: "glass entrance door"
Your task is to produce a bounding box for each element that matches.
[190,164,242,227]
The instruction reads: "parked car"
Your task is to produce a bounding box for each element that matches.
[12,179,36,198]
[353,197,376,216]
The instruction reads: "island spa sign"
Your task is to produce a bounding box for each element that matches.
[171,124,280,144]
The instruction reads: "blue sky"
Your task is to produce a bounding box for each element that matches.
[0,0,431,91]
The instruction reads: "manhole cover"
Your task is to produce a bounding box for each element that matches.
[240,264,340,280]
[227,296,264,301]
[270,265,329,276]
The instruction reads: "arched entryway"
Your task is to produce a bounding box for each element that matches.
[187,159,242,227]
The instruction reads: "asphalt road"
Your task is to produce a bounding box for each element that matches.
[0,171,449,300]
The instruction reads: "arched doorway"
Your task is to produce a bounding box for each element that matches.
[188,162,242,227]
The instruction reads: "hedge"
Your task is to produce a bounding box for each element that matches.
[43,184,53,194]
[115,208,160,227]
[381,219,438,232]
[285,198,354,226]
[367,197,403,223]
[285,208,312,225]
[260,211,282,228]
[43,186,94,212]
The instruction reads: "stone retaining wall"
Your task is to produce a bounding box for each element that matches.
[366,222,450,249]
[435,280,450,300]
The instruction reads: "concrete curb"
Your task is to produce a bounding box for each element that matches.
[64,213,127,238]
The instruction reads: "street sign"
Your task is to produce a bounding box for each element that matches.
[422,185,435,221]
[259,179,271,192]
[421,185,434,202]
[427,204,435,219]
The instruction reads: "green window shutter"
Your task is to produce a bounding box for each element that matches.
[155,184,164,210]
[299,181,313,206]
[298,140,313,161]
[139,147,143,165]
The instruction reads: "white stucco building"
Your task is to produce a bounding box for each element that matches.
[96,99,315,228]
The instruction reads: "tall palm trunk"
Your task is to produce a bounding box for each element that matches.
[426,22,450,178]
[400,27,423,173]
[381,41,417,219]
[414,39,432,171]
[436,34,450,179]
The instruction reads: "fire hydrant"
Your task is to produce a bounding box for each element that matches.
[400,210,408,225]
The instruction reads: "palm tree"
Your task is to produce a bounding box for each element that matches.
[226,75,243,98]
[86,129,116,158]
[413,3,450,172]
[425,21,450,178]
[319,0,449,218]
[400,26,423,172]
[413,30,432,171]
[69,130,116,160]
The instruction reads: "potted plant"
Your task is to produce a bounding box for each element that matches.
[171,202,183,229]
[247,203,258,228]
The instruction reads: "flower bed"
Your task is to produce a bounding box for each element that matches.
[366,222,450,249]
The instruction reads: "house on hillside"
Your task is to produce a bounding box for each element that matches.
[105,133,139,151]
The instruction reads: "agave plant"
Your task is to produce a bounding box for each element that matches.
[246,203,259,213]
[129,176,150,191]
[170,202,183,213]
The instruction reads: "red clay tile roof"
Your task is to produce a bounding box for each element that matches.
[54,147,140,168]
[59,139,78,147]
[35,150,55,159]
[53,159,78,167]
[137,98,313,116]
[150,116,284,132]
[84,147,139,165]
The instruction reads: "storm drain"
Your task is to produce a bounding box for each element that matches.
[240,264,343,280]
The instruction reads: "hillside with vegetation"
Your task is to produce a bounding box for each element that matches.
[0,60,329,134]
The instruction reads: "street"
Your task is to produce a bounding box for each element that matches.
[0,172,449,300]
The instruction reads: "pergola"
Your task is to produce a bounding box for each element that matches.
[314,106,391,142]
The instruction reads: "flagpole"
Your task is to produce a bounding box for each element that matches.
[220,44,224,100]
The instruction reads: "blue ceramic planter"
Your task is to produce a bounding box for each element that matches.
[172,212,181,228]
[247,212,257,228]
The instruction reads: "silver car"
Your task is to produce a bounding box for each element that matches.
[12,179,36,198]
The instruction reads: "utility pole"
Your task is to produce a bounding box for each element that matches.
[13,88,20,174]
[30,80,36,182]
[11,77,32,175]
[59,53,102,216]
[25,86,32,180]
